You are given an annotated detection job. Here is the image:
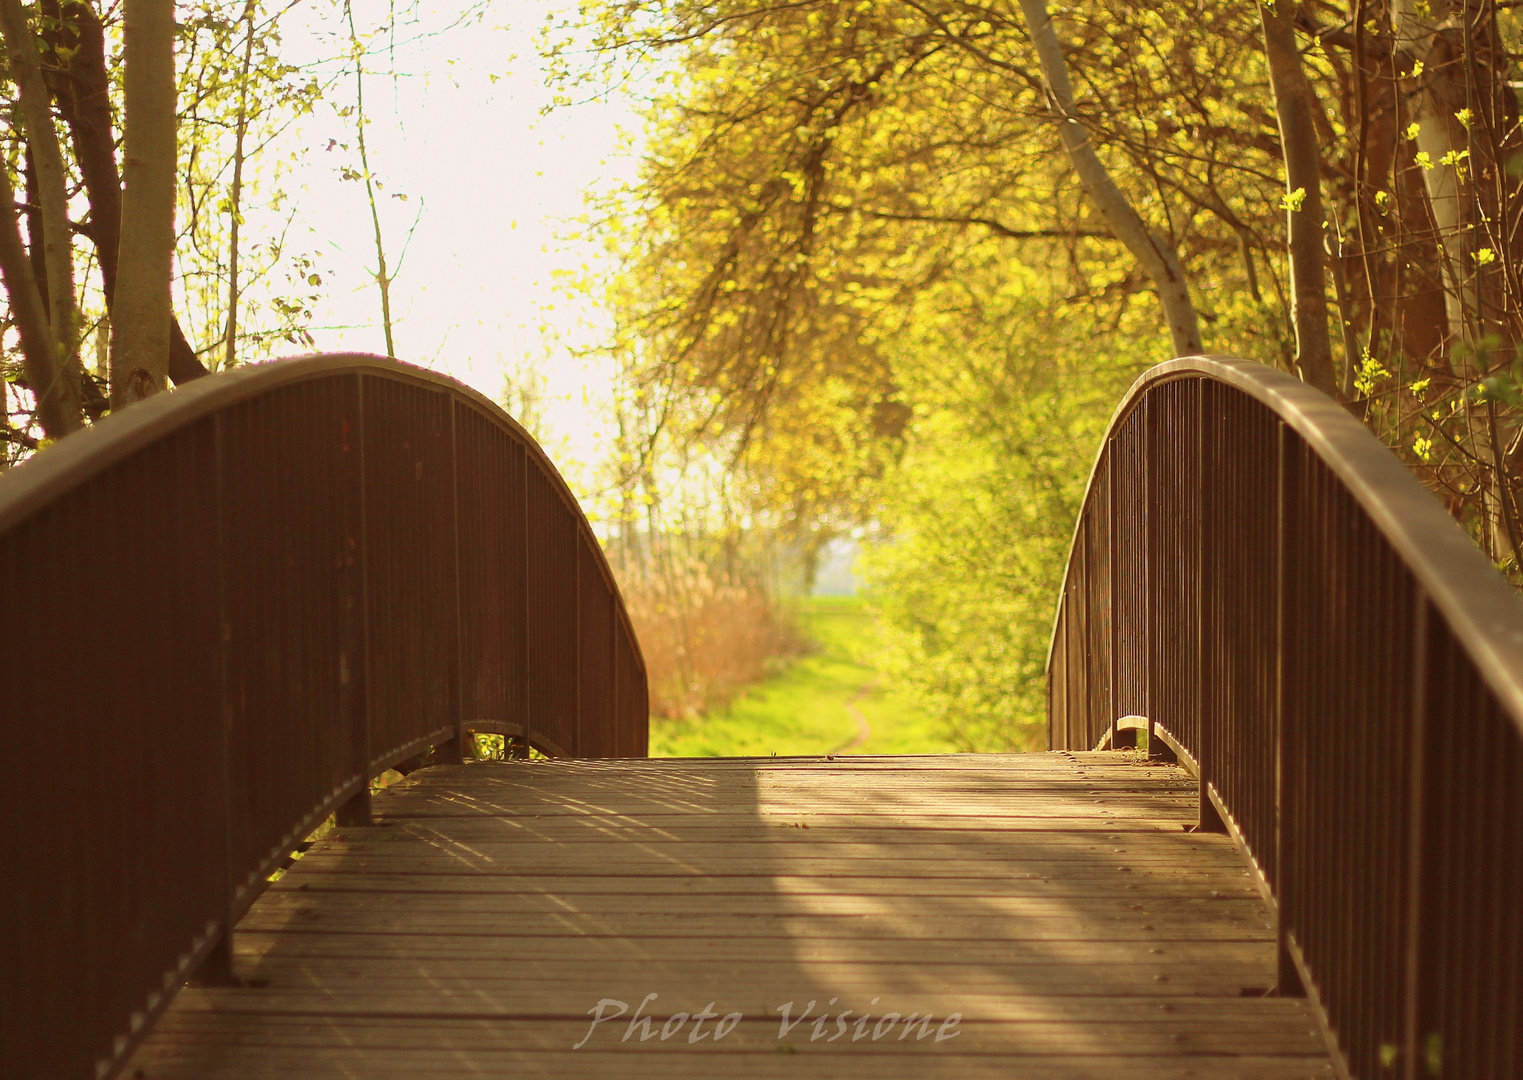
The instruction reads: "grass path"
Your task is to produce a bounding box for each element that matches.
[649,597,958,758]
[836,678,875,753]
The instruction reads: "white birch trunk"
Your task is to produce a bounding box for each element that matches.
[1015,0,1202,358]
[1392,0,1470,359]
[0,162,80,437]
[110,0,177,407]
[0,0,79,371]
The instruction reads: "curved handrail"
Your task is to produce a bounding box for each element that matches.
[1048,356,1523,726]
[0,353,648,1080]
[1046,356,1523,1080]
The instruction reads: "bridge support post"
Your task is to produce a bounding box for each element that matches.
[1147,732,1176,763]
[190,931,245,988]
[430,733,466,767]
[1197,789,1226,834]
[336,787,372,827]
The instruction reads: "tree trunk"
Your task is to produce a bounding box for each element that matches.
[1391,1,1523,561]
[1394,2,1468,348]
[1258,1,1339,399]
[0,164,82,437]
[38,0,208,386]
[1391,138,1452,371]
[40,0,122,299]
[1387,0,1516,361]
[1014,0,1202,357]
[346,0,397,358]
[0,0,79,373]
[223,0,257,368]
[1338,14,1449,381]
[110,0,178,407]
[21,150,47,309]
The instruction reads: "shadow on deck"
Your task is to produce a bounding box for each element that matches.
[126,753,1334,1079]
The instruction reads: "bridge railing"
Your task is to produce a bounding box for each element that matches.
[0,354,647,1080]
[1048,357,1523,1080]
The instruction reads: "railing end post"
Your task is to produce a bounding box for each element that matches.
[190,930,245,989]
[1275,933,1306,998]
[431,734,467,767]
[1145,720,1176,763]
[1196,781,1227,834]
[336,788,373,827]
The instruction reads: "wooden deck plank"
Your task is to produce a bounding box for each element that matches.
[134,1015,1327,1055]
[232,935,1278,963]
[124,753,1337,1079]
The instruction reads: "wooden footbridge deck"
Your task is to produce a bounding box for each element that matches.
[2,355,1520,1080]
[128,755,1333,1078]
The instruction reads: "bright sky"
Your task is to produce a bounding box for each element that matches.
[271,0,639,486]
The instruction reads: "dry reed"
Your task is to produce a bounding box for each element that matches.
[618,560,808,719]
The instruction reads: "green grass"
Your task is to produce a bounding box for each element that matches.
[649,596,958,758]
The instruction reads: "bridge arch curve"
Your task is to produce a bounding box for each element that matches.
[0,353,646,1080]
[1049,356,1523,1079]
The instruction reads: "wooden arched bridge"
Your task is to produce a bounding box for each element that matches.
[0,355,1518,1080]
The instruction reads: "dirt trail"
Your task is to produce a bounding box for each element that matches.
[831,678,876,754]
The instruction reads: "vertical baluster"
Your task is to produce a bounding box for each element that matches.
[1146,387,1167,760]
[1197,381,1225,832]
[519,439,532,756]
[1400,596,1430,1080]
[435,398,466,766]
[197,412,241,987]
[1107,434,1119,750]
[1074,519,1085,749]
[1274,419,1303,995]
[337,373,373,828]
[573,530,583,756]
[610,579,620,756]
[1046,610,1056,749]
[1060,597,1072,749]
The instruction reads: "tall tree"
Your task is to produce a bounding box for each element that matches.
[40,0,208,386]
[0,162,81,436]
[0,0,77,377]
[221,0,257,367]
[1013,0,1202,357]
[1258,0,1337,397]
[346,0,397,358]
[1391,0,1472,354]
[110,0,178,406]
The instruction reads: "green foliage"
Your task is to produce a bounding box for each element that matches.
[567,1,1302,616]
[174,0,333,361]
[551,0,1523,750]
[549,0,1292,751]
[0,0,334,438]
[861,283,1143,751]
